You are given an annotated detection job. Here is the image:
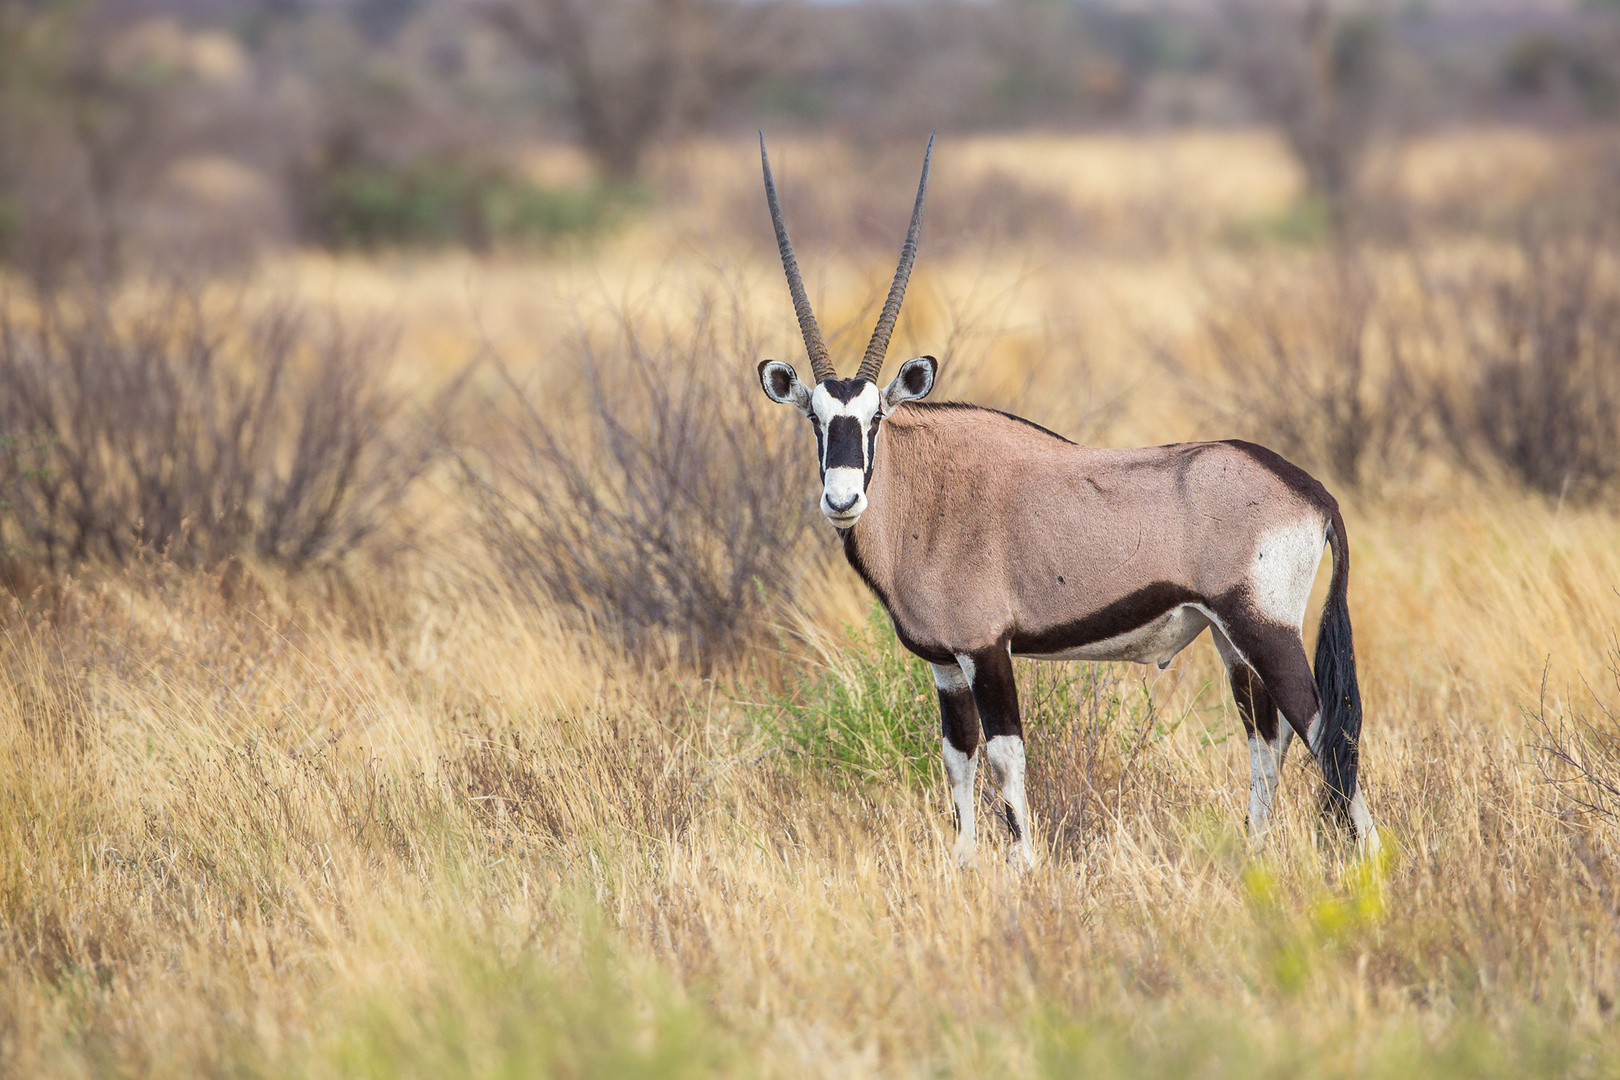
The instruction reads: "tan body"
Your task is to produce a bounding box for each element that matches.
[846,405,1323,664]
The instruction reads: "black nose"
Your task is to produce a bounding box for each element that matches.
[826,491,859,513]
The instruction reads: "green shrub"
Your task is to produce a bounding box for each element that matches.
[1226,195,1334,249]
[312,160,626,251]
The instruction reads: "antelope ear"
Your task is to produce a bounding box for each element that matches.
[759,360,812,413]
[882,355,936,411]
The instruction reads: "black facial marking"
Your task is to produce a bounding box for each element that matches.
[864,417,880,486]
[820,377,870,404]
[812,419,826,478]
[824,416,865,470]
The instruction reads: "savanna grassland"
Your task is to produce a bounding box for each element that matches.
[5,129,1620,1078]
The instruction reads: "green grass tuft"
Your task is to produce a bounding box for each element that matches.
[756,604,941,789]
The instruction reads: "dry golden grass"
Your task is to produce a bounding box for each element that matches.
[4,128,1620,1077]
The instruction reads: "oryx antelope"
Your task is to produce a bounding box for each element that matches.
[754,135,1377,868]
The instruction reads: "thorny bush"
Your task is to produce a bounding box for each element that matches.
[1429,227,1620,504]
[1172,226,1620,505]
[1529,639,1620,921]
[461,292,820,671]
[1165,247,1425,493]
[0,283,435,573]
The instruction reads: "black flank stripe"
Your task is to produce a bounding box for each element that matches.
[1011,582,1202,655]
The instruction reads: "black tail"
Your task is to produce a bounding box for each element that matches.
[1313,511,1362,829]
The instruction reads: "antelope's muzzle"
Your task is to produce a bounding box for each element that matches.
[821,467,867,527]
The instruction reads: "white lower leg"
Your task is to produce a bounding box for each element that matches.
[1349,786,1380,857]
[942,741,979,867]
[1247,732,1283,843]
[932,662,980,868]
[985,734,1035,869]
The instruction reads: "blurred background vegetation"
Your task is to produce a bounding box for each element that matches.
[1,0,1618,276]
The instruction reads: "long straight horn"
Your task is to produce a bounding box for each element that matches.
[856,133,933,384]
[760,133,835,384]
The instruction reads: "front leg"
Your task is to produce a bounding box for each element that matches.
[959,644,1036,870]
[932,661,981,868]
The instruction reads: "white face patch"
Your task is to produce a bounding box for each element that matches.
[1250,518,1328,628]
[808,381,883,526]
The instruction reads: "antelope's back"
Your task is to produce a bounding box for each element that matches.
[867,408,1328,644]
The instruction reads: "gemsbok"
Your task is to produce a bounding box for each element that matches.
[754,134,1378,869]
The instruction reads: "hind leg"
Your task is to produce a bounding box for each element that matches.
[1346,787,1378,855]
[1215,615,1377,853]
[1212,631,1291,842]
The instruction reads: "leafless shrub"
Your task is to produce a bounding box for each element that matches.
[1428,228,1620,504]
[1022,661,1176,866]
[1219,0,1388,230]
[487,0,781,180]
[1531,648,1620,827]
[0,283,434,574]
[460,292,819,671]
[1164,249,1426,493]
[1529,644,1620,923]
[0,6,285,284]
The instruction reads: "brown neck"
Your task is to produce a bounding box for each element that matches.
[837,405,938,616]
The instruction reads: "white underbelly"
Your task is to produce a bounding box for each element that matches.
[1024,604,1210,666]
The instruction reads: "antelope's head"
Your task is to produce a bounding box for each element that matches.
[755,134,938,531]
